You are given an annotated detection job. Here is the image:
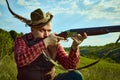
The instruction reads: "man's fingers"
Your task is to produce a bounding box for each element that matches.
[71,33,87,43]
[56,36,65,42]
[54,33,65,40]
[72,34,82,41]
[75,33,87,40]
[83,32,87,39]
[52,34,65,42]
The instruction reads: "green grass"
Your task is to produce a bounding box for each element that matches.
[0,54,17,80]
[78,56,120,80]
[57,56,120,80]
[0,55,120,80]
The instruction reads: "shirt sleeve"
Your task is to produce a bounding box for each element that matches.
[14,36,46,67]
[56,44,80,69]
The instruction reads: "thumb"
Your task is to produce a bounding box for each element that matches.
[54,33,65,41]
[55,36,65,42]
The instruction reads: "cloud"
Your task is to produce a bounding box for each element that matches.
[50,0,80,15]
[2,0,120,22]
[48,0,120,24]
[83,0,97,6]
[0,0,6,5]
[0,12,2,16]
[17,0,41,10]
[83,0,120,20]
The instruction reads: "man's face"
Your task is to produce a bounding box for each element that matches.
[31,21,52,39]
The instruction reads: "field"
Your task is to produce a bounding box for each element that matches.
[1,54,120,80]
[56,56,120,80]
[78,57,120,80]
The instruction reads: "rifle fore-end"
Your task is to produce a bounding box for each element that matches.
[57,30,108,39]
[57,31,77,39]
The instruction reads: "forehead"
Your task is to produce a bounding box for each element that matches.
[33,24,52,30]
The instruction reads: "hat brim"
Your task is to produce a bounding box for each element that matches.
[28,14,53,27]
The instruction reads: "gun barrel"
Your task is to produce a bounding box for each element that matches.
[58,25,120,39]
[69,25,120,36]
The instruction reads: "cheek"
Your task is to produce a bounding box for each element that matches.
[33,31,44,38]
[47,32,51,36]
[37,31,44,38]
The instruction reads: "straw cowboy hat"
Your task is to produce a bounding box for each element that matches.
[6,0,53,27]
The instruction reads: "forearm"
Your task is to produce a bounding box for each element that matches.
[57,45,80,69]
[68,47,80,68]
[71,41,79,51]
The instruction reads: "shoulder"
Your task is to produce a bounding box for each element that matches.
[15,33,32,40]
[15,36,23,41]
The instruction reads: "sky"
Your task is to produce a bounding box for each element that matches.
[0,0,120,47]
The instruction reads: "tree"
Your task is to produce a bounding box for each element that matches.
[9,30,18,41]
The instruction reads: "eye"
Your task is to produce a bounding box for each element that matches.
[38,29,44,32]
[48,30,51,32]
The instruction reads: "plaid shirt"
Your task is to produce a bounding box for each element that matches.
[14,33,80,69]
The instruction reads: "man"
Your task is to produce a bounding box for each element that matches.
[13,8,87,80]
[6,1,87,79]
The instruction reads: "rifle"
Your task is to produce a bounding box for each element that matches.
[58,25,120,39]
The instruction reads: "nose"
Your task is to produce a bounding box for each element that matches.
[44,31,49,37]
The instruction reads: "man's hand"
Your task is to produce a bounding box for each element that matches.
[43,33,65,47]
[71,33,87,50]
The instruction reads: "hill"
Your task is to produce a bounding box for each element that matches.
[80,43,120,63]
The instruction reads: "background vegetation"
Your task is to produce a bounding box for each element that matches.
[0,28,120,80]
